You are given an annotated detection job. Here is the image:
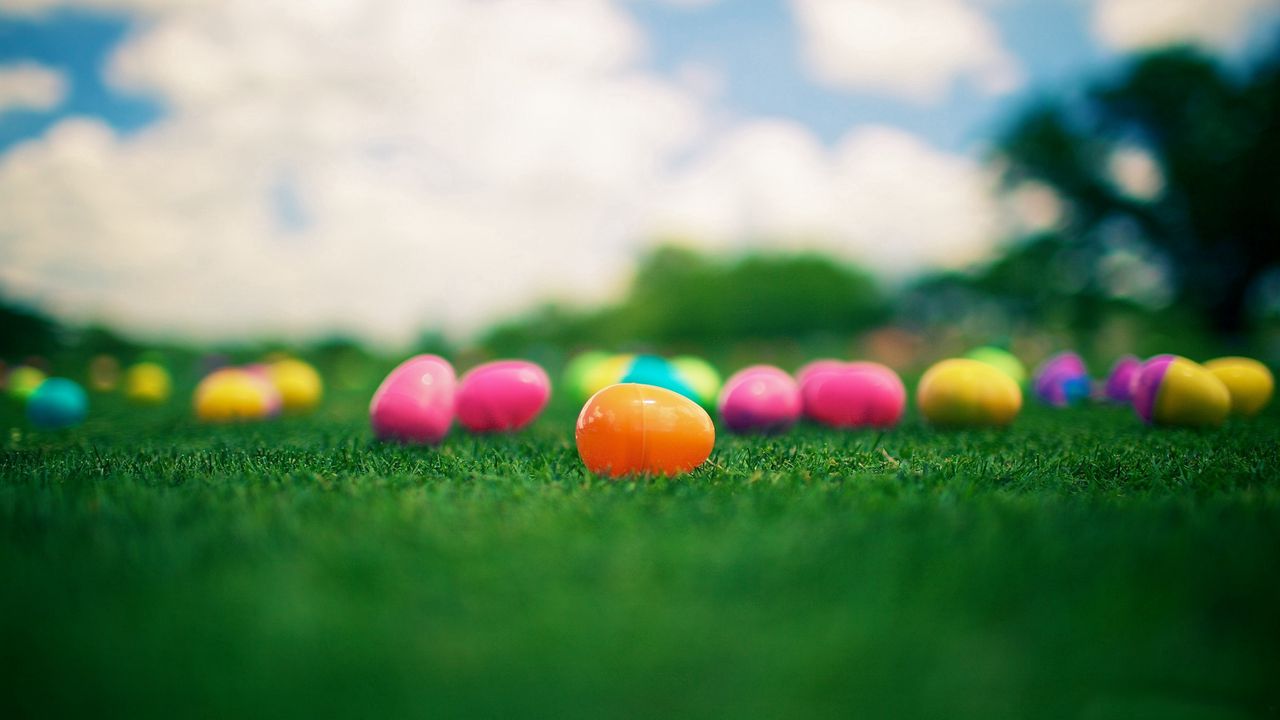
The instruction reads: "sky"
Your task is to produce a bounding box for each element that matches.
[0,0,1277,346]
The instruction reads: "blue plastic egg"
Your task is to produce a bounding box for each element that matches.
[26,378,88,430]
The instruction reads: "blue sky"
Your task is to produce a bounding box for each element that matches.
[0,1,1118,155]
[0,0,1276,343]
[0,11,158,153]
[629,0,1109,151]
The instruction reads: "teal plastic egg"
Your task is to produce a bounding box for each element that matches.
[621,355,696,400]
[26,378,88,430]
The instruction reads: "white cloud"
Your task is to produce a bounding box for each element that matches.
[790,0,1022,103]
[1091,0,1276,51]
[0,0,1010,345]
[652,121,1002,274]
[0,0,702,346]
[0,62,67,113]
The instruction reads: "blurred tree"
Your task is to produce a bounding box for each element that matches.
[478,245,887,355]
[998,46,1280,337]
[621,246,887,343]
[0,297,62,360]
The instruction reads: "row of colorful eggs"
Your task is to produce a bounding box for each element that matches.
[563,352,721,406]
[4,360,173,404]
[1032,351,1272,425]
[4,360,166,431]
[193,359,324,421]
[370,350,1273,479]
[4,358,322,428]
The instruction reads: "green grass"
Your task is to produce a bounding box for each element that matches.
[2,388,1279,719]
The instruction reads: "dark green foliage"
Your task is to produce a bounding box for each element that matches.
[2,390,1278,719]
[998,46,1280,335]
[0,297,63,360]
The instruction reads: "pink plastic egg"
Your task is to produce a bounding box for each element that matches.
[800,361,906,429]
[794,359,843,388]
[717,365,802,434]
[1104,355,1142,403]
[456,360,551,433]
[369,354,456,444]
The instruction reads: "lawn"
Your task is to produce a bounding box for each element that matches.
[2,388,1278,719]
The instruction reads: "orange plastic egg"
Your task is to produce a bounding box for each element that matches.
[575,383,715,478]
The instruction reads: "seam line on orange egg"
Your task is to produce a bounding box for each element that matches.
[631,383,648,474]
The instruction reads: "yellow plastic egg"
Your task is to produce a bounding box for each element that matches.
[124,362,172,404]
[917,358,1022,428]
[269,358,323,413]
[669,355,722,406]
[194,369,270,422]
[6,366,47,400]
[580,354,634,399]
[1203,357,1273,417]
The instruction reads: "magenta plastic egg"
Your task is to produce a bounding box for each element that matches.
[455,360,551,433]
[369,355,456,444]
[1033,352,1090,406]
[800,361,906,429]
[717,365,801,434]
[1104,355,1142,403]
[794,359,842,388]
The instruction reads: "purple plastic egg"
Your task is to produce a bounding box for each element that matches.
[717,365,801,434]
[369,354,456,444]
[1033,352,1090,407]
[1104,355,1142,403]
[456,360,551,433]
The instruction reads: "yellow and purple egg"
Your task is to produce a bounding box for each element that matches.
[1203,356,1273,417]
[1131,355,1229,428]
